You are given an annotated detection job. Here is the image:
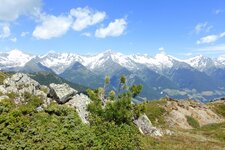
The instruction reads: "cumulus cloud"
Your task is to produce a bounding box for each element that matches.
[194,22,212,34]
[32,7,108,39]
[0,0,42,21]
[32,14,73,39]
[95,18,127,38]
[70,7,106,31]
[0,3,123,40]
[0,24,11,39]
[197,32,225,44]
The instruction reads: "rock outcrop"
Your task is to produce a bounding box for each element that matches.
[134,114,163,136]
[0,73,90,124]
[0,73,40,95]
[47,83,77,104]
[164,99,224,129]
[65,93,91,124]
[0,73,50,105]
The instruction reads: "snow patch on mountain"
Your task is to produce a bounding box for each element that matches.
[129,52,182,71]
[39,52,83,74]
[185,55,214,71]
[81,50,136,70]
[185,55,225,71]
[218,55,225,65]
[0,49,33,69]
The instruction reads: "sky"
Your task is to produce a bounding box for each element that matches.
[0,0,225,58]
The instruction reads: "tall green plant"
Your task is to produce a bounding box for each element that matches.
[87,75,145,125]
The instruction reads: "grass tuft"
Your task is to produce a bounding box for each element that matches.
[144,99,167,127]
[186,115,200,128]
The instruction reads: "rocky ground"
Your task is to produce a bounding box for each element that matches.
[164,98,224,129]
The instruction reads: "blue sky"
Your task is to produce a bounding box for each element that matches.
[0,0,225,58]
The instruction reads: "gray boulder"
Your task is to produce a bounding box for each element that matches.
[47,83,77,104]
[66,93,91,124]
[3,73,40,95]
[134,114,163,136]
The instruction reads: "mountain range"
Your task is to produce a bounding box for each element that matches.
[1,49,225,102]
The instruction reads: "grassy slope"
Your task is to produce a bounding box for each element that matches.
[0,95,224,149]
[208,102,225,118]
[141,99,225,149]
[1,72,225,149]
[144,99,167,128]
[140,123,225,149]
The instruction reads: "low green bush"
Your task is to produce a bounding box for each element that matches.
[186,115,200,128]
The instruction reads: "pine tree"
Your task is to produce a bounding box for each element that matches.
[130,84,143,98]
[118,75,126,94]
[104,75,110,93]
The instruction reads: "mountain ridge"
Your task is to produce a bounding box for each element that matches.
[2,49,225,73]
[1,50,225,101]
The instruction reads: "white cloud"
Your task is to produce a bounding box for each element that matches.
[0,24,11,39]
[194,22,212,34]
[196,32,225,44]
[10,37,17,42]
[70,7,106,31]
[32,7,107,39]
[95,18,127,38]
[0,0,42,21]
[32,14,73,39]
[197,35,218,44]
[21,32,29,37]
[81,32,91,37]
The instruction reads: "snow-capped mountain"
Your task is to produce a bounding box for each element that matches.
[39,52,83,74]
[217,55,225,66]
[0,49,33,70]
[39,50,139,74]
[129,52,192,75]
[1,49,225,101]
[82,50,137,70]
[185,55,225,72]
[4,49,225,75]
[1,49,225,74]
